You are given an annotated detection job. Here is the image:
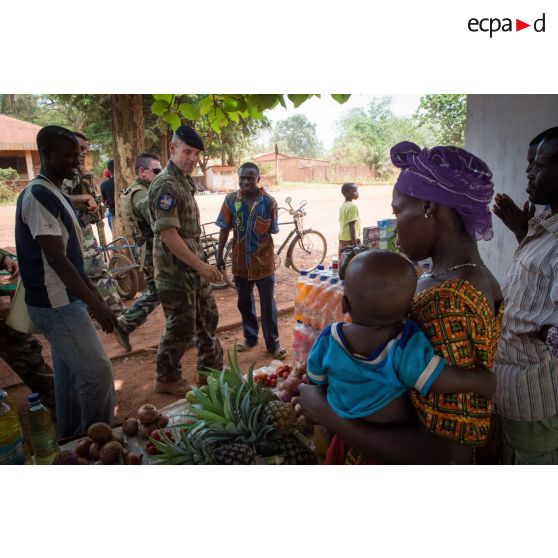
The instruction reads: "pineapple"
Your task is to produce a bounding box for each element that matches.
[271,435,318,465]
[261,400,298,436]
[213,442,257,465]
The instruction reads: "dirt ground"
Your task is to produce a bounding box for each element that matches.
[1,183,394,428]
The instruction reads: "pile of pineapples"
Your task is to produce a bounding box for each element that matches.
[147,349,317,465]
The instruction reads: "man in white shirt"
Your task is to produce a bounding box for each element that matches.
[15,125,117,438]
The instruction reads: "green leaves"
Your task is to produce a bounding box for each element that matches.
[331,94,351,104]
[287,94,318,108]
[178,102,200,120]
[150,93,351,136]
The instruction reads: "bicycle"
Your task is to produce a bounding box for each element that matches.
[200,222,235,290]
[219,196,327,287]
[97,236,140,300]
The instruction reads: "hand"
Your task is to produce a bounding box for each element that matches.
[197,262,223,283]
[492,193,534,239]
[2,256,19,279]
[479,373,497,400]
[82,194,98,213]
[89,300,118,333]
[298,383,332,426]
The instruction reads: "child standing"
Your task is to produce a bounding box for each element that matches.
[307,250,495,423]
[338,183,361,258]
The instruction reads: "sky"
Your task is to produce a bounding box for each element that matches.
[261,94,422,151]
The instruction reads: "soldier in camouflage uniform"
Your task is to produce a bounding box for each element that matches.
[115,153,164,350]
[65,133,125,317]
[148,126,223,396]
[0,248,56,411]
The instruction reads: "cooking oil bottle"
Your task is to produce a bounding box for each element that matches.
[0,389,27,465]
[27,393,59,465]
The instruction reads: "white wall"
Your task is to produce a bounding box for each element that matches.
[466,95,558,284]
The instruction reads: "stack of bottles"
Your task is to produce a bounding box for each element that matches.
[0,389,59,465]
[292,257,349,365]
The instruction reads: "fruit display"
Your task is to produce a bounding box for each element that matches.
[55,403,172,464]
[145,349,318,465]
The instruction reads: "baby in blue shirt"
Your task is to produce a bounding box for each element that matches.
[307,250,495,423]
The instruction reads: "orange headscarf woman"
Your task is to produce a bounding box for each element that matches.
[300,142,503,464]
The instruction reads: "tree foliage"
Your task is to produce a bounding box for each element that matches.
[331,97,434,179]
[413,94,466,146]
[150,94,350,136]
[272,114,322,158]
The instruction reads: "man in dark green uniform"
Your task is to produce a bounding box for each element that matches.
[148,126,223,396]
[116,153,163,350]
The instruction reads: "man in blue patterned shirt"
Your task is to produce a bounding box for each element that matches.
[216,162,286,359]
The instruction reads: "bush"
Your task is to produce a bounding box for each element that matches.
[0,168,20,202]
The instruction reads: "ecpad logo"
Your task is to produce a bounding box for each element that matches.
[468,13,546,37]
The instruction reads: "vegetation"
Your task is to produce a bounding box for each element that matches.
[413,94,467,146]
[272,114,323,158]
[0,168,19,203]
[330,97,435,180]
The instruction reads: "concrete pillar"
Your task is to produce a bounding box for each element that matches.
[25,150,35,179]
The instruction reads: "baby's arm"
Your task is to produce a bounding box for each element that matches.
[430,366,496,400]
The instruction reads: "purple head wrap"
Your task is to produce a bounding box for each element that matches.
[390,141,494,241]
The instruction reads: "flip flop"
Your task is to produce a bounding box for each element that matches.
[271,348,288,360]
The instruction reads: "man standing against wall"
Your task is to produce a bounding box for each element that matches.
[115,153,163,351]
[216,162,286,359]
[148,126,223,396]
[493,127,558,464]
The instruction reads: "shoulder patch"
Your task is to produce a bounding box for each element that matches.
[158,194,175,211]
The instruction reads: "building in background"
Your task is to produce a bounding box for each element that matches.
[0,114,42,187]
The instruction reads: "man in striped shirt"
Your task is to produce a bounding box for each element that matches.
[493,127,558,464]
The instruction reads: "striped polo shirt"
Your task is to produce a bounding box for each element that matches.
[15,177,86,308]
[494,209,558,421]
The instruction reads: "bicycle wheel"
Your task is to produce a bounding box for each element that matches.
[108,254,139,300]
[287,230,327,273]
[210,242,235,290]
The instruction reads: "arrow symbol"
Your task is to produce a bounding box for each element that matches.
[516,19,530,31]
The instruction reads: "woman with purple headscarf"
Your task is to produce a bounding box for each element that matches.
[299,142,504,464]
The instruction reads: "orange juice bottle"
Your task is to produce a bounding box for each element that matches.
[293,271,309,321]
[302,275,328,326]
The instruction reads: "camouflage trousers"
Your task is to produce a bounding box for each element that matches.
[156,283,223,383]
[118,247,159,334]
[81,225,125,315]
[0,321,56,411]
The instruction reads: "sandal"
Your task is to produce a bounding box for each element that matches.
[271,347,288,360]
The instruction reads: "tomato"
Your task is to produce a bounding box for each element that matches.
[271,379,277,387]
[270,373,278,380]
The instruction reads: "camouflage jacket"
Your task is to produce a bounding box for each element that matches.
[148,160,204,291]
[124,178,153,244]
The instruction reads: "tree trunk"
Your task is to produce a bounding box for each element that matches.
[111,95,146,290]
[160,131,169,166]
[111,95,145,238]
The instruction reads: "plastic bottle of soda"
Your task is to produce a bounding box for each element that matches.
[330,280,348,323]
[0,389,27,465]
[315,278,340,330]
[331,256,339,277]
[293,270,309,322]
[27,393,59,465]
[292,320,306,363]
[298,272,319,322]
[302,274,329,326]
